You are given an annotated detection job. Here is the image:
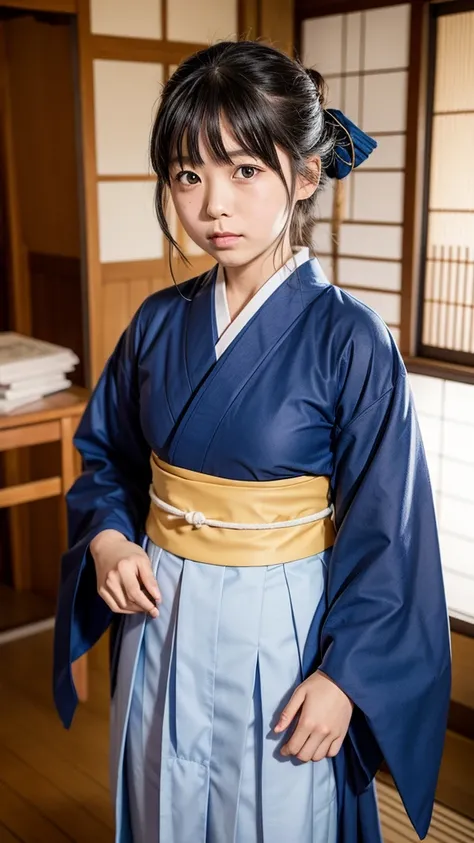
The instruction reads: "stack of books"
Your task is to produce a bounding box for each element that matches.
[0,333,79,414]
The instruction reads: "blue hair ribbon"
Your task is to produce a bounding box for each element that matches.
[324,108,377,180]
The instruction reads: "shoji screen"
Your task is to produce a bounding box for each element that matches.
[84,0,238,370]
[302,4,411,347]
[420,8,474,365]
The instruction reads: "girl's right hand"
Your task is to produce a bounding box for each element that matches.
[90,529,161,618]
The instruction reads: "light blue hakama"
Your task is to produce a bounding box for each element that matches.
[111,540,337,842]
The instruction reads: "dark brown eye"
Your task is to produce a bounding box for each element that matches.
[239,166,256,179]
[178,171,200,185]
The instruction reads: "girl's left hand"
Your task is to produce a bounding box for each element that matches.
[274,671,354,762]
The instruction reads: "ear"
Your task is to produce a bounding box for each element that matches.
[295,156,321,201]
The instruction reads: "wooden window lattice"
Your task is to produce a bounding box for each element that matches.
[418,4,474,366]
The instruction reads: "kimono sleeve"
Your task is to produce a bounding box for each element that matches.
[319,353,451,839]
[53,306,152,728]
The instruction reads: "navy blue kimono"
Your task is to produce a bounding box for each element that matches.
[53,257,451,843]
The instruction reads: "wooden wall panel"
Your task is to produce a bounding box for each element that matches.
[6,15,81,258]
[451,632,474,708]
[129,278,154,315]
[102,280,131,363]
[29,253,85,385]
[261,0,294,54]
[1,14,83,595]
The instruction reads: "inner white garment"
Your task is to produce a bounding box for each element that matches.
[214,247,311,360]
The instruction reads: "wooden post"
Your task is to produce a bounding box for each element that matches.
[60,414,89,702]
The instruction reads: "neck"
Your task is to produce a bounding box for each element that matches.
[224,238,294,314]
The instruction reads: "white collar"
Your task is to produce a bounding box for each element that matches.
[214,247,310,359]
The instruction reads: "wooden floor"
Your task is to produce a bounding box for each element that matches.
[0,630,473,843]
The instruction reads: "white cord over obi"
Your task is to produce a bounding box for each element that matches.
[149,486,334,531]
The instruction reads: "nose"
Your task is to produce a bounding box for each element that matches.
[205,178,231,219]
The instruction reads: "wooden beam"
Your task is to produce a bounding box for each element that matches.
[404,355,474,386]
[0,421,60,451]
[102,259,166,284]
[0,0,76,12]
[76,0,102,386]
[400,2,427,356]
[296,0,422,21]
[97,174,156,182]
[91,34,209,65]
[239,0,259,39]
[260,0,294,55]
[0,477,62,508]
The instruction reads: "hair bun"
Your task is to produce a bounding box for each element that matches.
[305,67,328,109]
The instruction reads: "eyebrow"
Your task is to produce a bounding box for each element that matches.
[169,149,258,167]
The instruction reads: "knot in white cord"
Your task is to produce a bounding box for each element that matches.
[184,510,206,529]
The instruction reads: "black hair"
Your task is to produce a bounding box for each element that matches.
[149,40,336,268]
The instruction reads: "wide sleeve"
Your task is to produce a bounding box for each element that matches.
[53,306,152,728]
[319,360,451,838]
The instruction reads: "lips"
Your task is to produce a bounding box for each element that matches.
[209,232,242,248]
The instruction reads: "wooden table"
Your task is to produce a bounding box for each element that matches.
[0,386,89,701]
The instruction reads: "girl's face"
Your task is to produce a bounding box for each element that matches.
[169,121,314,269]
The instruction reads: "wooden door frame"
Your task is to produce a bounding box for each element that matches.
[0,1,76,12]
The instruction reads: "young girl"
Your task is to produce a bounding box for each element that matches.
[54,41,451,843]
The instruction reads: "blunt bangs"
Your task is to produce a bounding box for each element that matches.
[153,68,286,182]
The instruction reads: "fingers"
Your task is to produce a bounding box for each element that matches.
[281,714,331,759]
[98,559,159,617]
[97,583,135,614]
[120,563,159,616]
[282,727,341,763]
[274,685,306,733]
[326,736,344,758]
[311,734,334,762]
[136,556,162,602]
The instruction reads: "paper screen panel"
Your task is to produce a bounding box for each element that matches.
[339,224,403,260]
[362,72,408,134]
[98,181,163,262]
[443,569,474,622]
[313,222,333,256]
[344,75,360,124]
[434,11,474,113]
[421,9,474,360]
[302,15,343,75]
[90,0,162,39]
[428,213,474,252]
[352,172,404,223]
[167,0,238,45]
[346,13,362,73]
[363,5,410,71]
[317,254,333,284]
[430,114,474,211]
[339,258,401,292]
[368,135,406,170]
[94,61,163,176]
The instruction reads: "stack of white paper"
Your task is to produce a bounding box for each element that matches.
[0,333,79,414]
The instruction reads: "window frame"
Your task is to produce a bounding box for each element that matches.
[416,0,474,370]
[296,0,474,385]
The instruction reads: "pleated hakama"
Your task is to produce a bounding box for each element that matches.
[116,541,337,842]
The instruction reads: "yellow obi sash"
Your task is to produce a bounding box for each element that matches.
[145,454,335,567]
